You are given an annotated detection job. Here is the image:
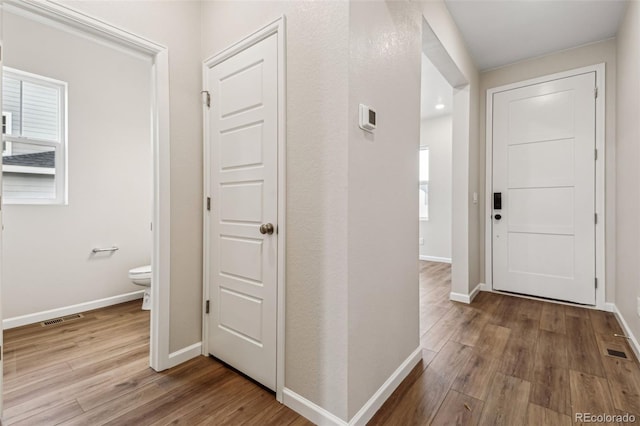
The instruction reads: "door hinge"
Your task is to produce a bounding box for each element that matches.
[206,197,211,211]
[595,149,598,160]
[594,87,598,98]
[595,277,598,289]
[201,90,211,108]
[595,213,598,224]
[205,300,210,314]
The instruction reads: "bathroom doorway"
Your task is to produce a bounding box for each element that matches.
[0,1,171,416]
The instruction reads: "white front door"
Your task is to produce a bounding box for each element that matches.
[491,72,596,305]
[205,32,278,390]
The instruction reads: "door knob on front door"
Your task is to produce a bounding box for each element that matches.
[494,214,502,220]
[260,223,274,235]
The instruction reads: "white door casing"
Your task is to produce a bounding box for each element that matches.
[490,72,597,305]
[204,25,282,392]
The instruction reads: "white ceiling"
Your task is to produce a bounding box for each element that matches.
[444,0,628,71]
[421,53,453,119]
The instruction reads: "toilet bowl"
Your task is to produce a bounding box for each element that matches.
[129,265,151,310]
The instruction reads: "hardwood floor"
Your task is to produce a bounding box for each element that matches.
[4,262,639,425]
[3,301,310,425]
[370,260,640,425]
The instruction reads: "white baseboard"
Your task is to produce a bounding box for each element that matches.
[3,290,144,329]
[469,283,483,302]
[283,388,347,426]
[419,255,452,264]
[283,347,422,426]
[450,283,482,304]
[349,346,422,425]
[611,305,640,362]
[603,302,616,313]
[167,342,203,369]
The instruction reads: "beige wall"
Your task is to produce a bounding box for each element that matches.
[615,1,640,342]
[479,39,617,302]
[347,1,422,418]
[2,11,152,319]
[419,115,453,261]
[61,0,204,352]
[201,1,351,419]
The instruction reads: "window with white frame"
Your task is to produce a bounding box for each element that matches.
[419,147,429,220]
[2,68,67,204]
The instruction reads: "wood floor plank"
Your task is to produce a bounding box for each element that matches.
[498,319,538,382]
[365,357,433,425]
[539,302,566,334]
[430,390,483,426]
[530,366,571,416]
[450,309,489,347]
[420,304,469,352]
[148,373,254,425]
[3,301,303,426]
[76,364,161,411]
[564,304,590,319]
[589,309,623,335]
[525,403,571,426]
[4,357,151,423]
[570,370,617,425]
[602,356,640,414]
[102,360,233,426]
[6,262,639,426]
[369,340,472,425]
[59,383,167,426]
[420,305,451,334]
[373,262,640,425]
[566,316,606,377]
[474,324,511,359]
[478,373,531,426]
[534,330,568,369]
[516,298,543,321]
[10,400,83,426]
[452,351,500,401]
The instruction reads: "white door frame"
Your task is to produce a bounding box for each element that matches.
[1,0,173,371]
[485,64,606,310]
[202,16,286,402]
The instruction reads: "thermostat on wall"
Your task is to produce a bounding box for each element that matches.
[359,104,376,132]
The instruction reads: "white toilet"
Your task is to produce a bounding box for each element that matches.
[129,265,151,310]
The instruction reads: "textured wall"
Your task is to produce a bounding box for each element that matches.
[615,1,640,344]
[347,1,422,418]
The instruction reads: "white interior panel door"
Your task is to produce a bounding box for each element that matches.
[492,72,596,305]
[207,33,278,390]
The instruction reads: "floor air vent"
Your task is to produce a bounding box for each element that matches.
[41,313,84,327]
[606,348,628,359]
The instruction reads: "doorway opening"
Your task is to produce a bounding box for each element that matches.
[0,0,171,416]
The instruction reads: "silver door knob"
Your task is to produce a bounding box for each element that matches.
[259,223,274,235]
